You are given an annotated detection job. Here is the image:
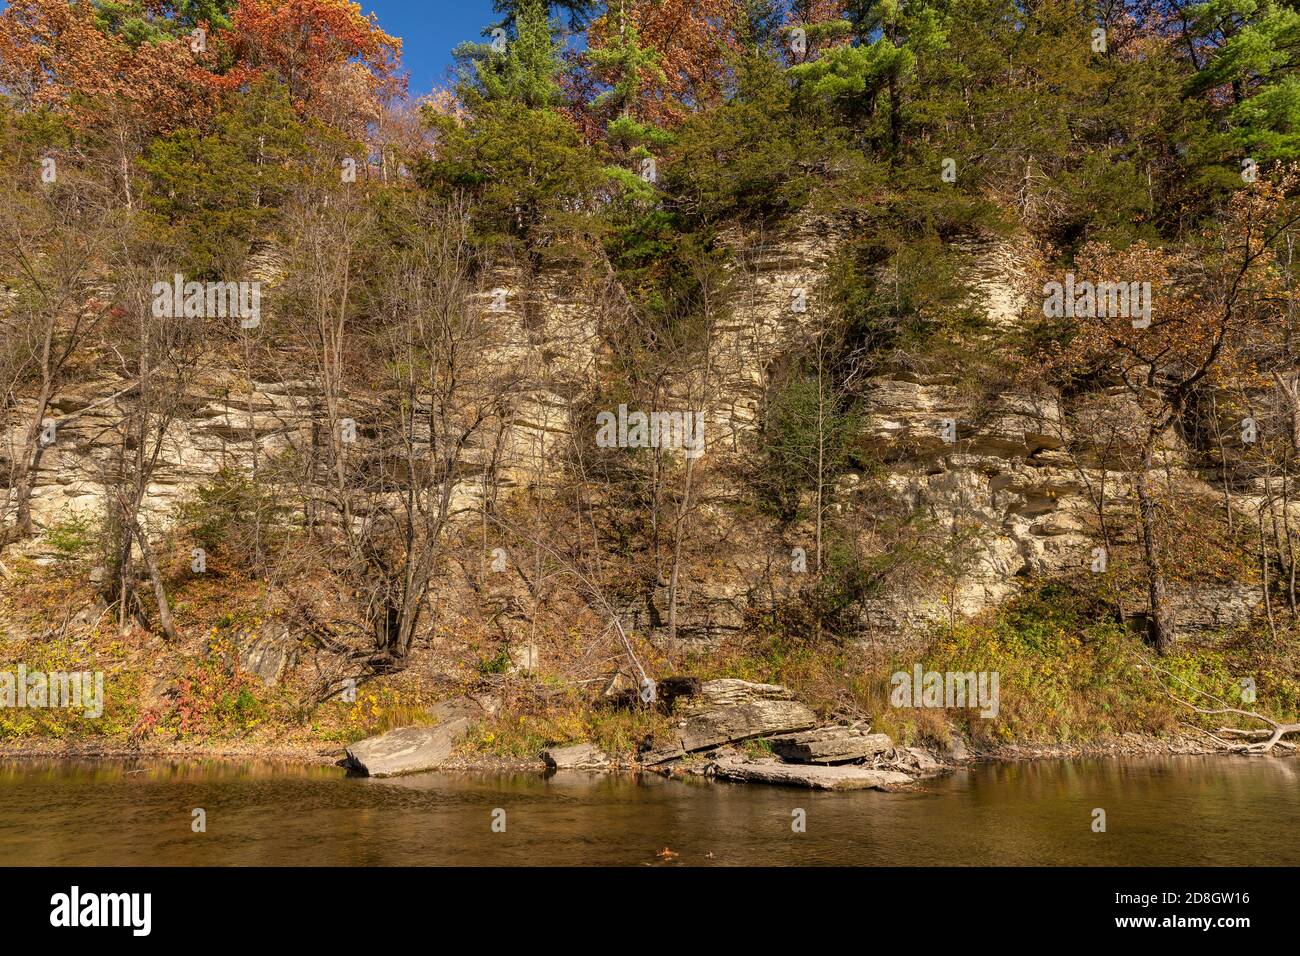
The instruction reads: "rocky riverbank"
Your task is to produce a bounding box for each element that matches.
[0,677,1237,778]
[332,676,1235,788]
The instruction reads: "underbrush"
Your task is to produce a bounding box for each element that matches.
[684,581,1297,751]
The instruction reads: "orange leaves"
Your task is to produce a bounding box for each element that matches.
[587,0,742,126]
[226,0,403,124]
[0,0,404,138]
[0,0,225,134]
[1049,170,1300,404]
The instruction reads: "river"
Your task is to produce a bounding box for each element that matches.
[0,755,1295,865]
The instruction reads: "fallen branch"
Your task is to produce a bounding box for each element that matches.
[1140,650,1299,754]
[1171,697,1300,753]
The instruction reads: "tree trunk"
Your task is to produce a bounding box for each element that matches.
[132,519,176,641]
[1135,433,1173,654]
[666,452,695,646]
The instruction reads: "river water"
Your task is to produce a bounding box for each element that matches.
[0,755,1295,865]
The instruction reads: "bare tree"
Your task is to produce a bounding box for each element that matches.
[0,154,121,542]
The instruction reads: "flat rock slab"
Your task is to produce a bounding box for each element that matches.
[542,743,613,770]
[344,699,481,777]
[710,756,912,791]
[768,726,894,764]
[643,702,817,763]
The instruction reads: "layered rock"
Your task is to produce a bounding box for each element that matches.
[642,679,817,763]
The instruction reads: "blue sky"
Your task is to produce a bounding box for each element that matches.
[365,0,500,96]
[0,0,503,97]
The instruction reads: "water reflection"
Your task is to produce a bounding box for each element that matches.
[0,756,1294,866]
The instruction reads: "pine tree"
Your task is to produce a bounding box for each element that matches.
[1187,0,1300,161]
[458,0,564,109]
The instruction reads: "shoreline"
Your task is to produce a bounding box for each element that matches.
[0,730,1247,772]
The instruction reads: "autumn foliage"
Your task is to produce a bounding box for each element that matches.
[0,0,401,137]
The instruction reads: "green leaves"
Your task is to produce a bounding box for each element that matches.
[463,0,564,109]
[790,39,911,103]
[1188,0,1300,160]
[136,79,310,275]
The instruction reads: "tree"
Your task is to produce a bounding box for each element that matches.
[0,113,125,542]
[585,0,743,126]
[790,0,949,159]
[470,0,566,108]
[93,0,236,45]
[137,78,311,276]
[421,98,601,250]
[1048,172,1300,653]
[1186,0,1300,162]
[224,0,402,122]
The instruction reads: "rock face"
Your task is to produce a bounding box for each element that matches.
[343,699,481,777]
[237,626,296,687]
[767,725,894,765]
[4,216,1276,657]
[709,755,912,791]
[542,743,613,770]
[641,679,817,763]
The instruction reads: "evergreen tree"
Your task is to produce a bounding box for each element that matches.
[1187,0,1300,161]
[92,0,235,46]
[457,0,565,109]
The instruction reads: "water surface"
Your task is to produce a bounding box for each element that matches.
[0,755,1294,865]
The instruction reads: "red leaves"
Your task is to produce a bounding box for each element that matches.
[587,0,742,126]
[0,0,403,136]
[224,0,402,122]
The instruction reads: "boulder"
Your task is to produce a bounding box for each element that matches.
[710,756,912,791]
[768,725,894,764]
[641,679,817,763]
[343,699,481,777]
[238,626,296,687]
[875,746,945,776]
[542,743,613,770]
